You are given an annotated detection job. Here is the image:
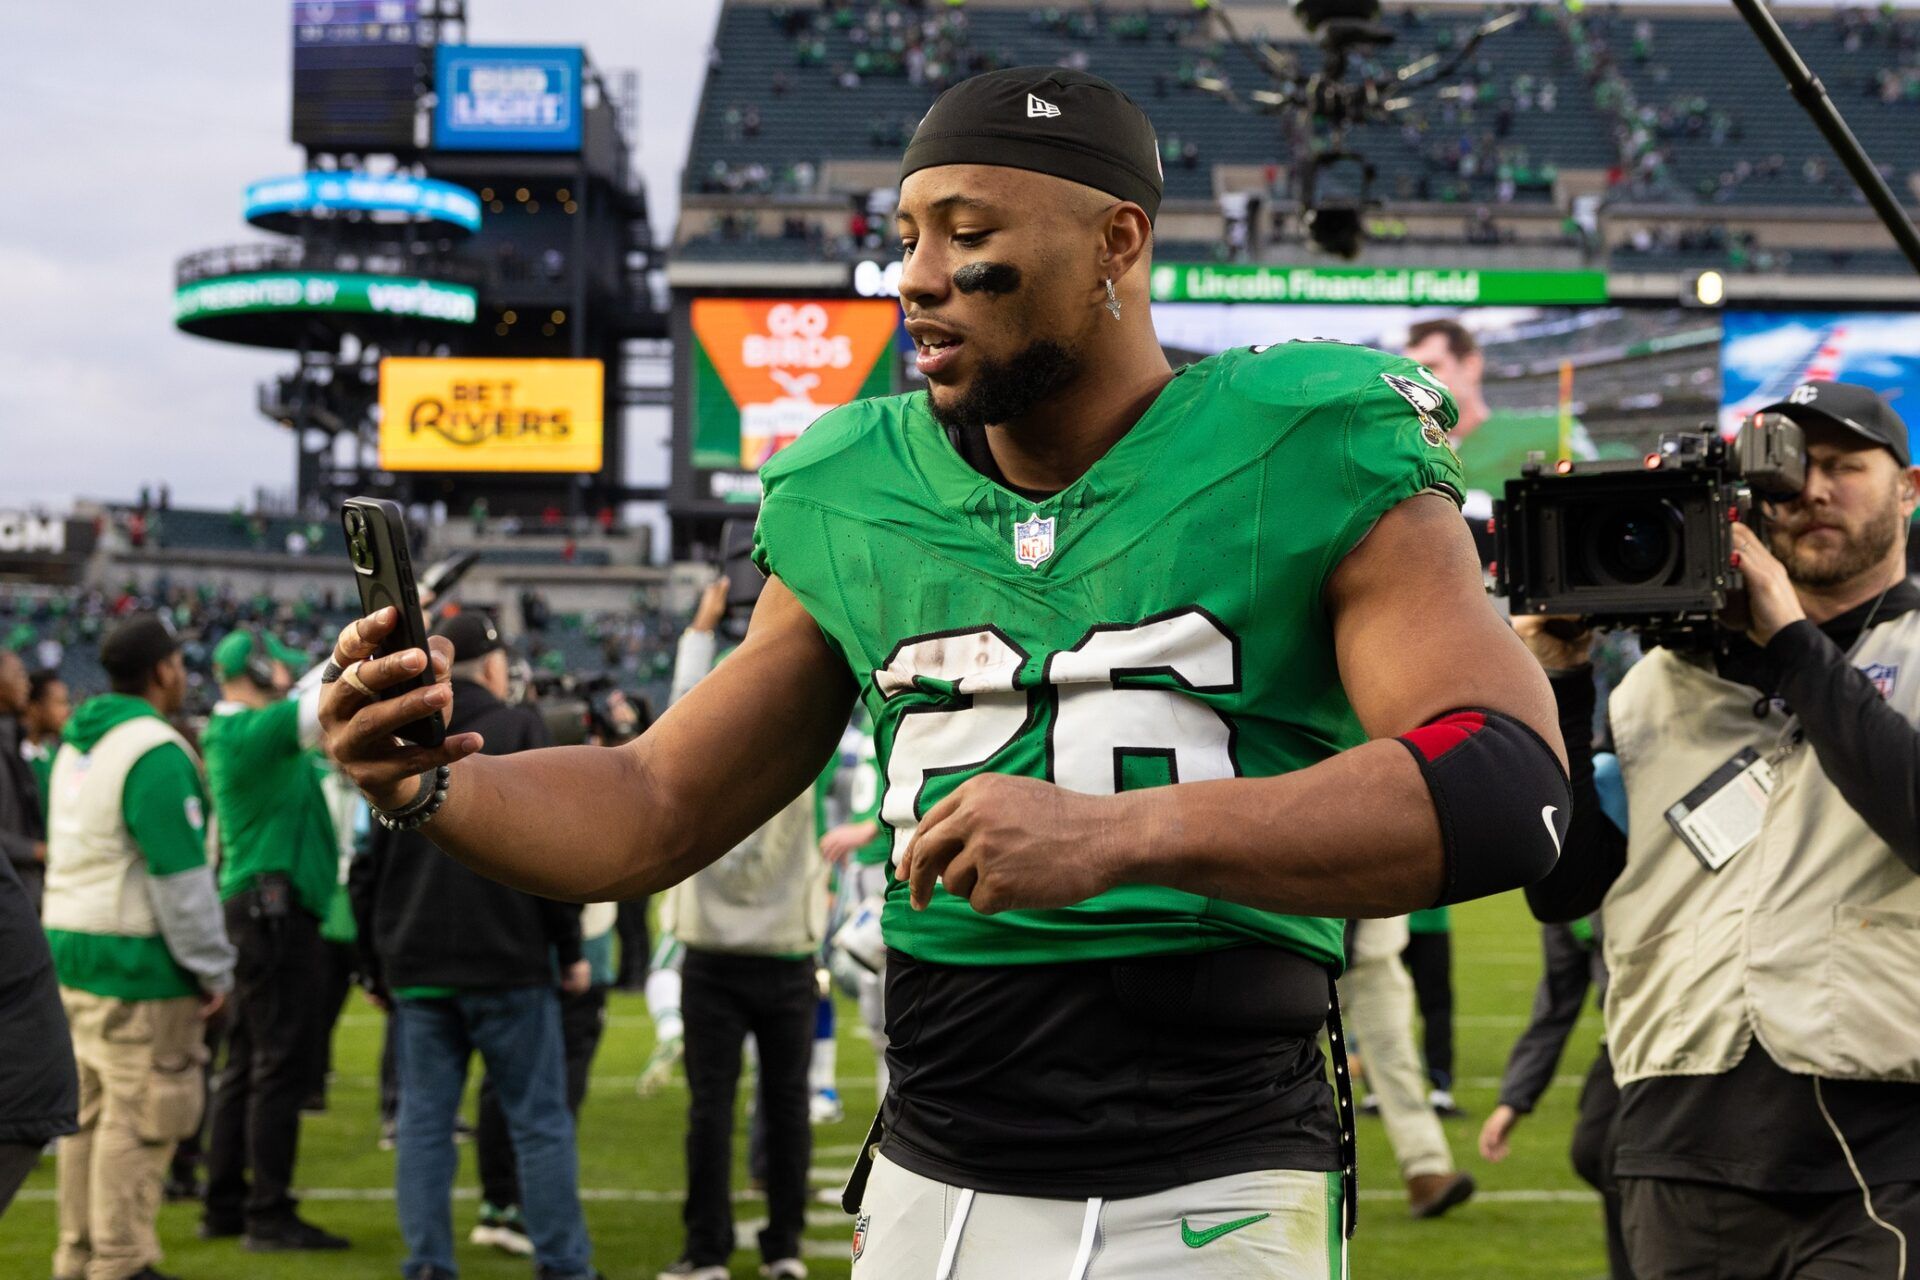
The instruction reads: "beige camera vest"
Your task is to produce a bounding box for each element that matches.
[1603,612,1920,1087]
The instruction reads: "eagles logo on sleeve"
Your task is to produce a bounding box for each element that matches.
[1381,370,1458,450]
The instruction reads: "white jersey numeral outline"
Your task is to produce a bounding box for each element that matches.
[876,608,1242,867]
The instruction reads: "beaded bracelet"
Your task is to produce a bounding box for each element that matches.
[374,764,451,832]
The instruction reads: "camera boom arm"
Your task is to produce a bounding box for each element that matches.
[1731,0,1920,276]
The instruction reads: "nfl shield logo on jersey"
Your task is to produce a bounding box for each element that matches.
[1013,513,1055,568]
[1862,662,1900,700]
[851,1213,870,1261]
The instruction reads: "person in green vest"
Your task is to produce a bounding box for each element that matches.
[197,629,349,1253]
[41,613,234,1280]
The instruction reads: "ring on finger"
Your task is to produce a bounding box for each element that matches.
[340,661,377,699]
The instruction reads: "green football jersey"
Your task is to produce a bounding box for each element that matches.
[754,341,1464,972]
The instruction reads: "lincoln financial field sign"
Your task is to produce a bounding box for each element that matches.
[1147,265,1610,307]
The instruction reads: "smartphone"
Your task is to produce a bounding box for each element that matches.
[717,517,764,612]
[341,497,446,748]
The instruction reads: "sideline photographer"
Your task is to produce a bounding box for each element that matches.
[1524,380,1920,1276]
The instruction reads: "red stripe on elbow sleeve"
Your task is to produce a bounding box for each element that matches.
[1400,711,1487,763]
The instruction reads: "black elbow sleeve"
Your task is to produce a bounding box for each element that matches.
[1398,708,1571,907]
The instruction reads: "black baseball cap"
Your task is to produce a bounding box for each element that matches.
[432,611,504,664]
[100,613,181,684]
[900,67,1164,220]
[1757,380,1911,467]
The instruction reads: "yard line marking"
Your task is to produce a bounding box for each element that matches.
[8,1188,1602,1206]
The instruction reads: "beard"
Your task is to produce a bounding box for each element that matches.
[1766,489,1903,588]
[926,338,1082,432]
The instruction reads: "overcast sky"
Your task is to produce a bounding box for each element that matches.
[0,1,722,511]
[3,0,1911,513]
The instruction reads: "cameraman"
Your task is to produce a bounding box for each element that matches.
[1524,380,1920,1277]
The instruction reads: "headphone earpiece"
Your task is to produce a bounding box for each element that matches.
[245,629,277,689]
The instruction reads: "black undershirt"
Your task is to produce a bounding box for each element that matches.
[945,419,1058,503]
[879,946,1342,1198]
[1530,581,1920,1193]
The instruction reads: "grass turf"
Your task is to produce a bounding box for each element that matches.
[0,888,1610,1278]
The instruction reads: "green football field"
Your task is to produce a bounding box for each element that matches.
[0,889,1611,1278]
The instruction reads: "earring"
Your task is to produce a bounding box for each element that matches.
[1103,278,1122,319]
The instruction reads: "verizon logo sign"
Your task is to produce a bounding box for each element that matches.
[0,514,65,555]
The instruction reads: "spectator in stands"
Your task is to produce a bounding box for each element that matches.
[23,671,72,826]
[0,853,76,1221]
[0,649,47,912]
[43,614,233,1280]
[355,612,598,1280]
[200,630,349,1252]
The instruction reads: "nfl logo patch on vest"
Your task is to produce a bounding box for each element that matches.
[1862,662,1900,700]
[1014,514,1055,568]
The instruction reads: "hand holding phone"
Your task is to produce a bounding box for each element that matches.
[342,498,445,749]
[320,500,483,814]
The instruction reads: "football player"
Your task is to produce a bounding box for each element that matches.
[321,68,1568,1279]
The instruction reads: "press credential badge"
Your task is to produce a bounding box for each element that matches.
[1664,747,1775,872]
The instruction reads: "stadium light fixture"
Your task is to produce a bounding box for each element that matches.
[1690,270,1726,309]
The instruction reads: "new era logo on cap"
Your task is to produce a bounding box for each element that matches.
[1026,93,1061,119]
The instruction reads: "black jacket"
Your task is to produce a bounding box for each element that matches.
[1495,920,1608,1115]
[0,853,77,1143]
[353,680,581,992]
[0,715,45,906]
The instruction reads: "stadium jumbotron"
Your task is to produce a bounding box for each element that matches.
[5,1,1920,1278]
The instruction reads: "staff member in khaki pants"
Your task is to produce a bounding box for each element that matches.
[41,615,235,1280]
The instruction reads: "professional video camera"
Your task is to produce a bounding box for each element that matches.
[525,670,650,748]
[1492,415,1808,646]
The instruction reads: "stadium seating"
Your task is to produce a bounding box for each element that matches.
[1589,9,1920,206]
[689,3,1608,207]
[683,1,1920,269]
[118,505,345,558]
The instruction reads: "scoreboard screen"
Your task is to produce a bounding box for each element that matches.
[291,0,422,153]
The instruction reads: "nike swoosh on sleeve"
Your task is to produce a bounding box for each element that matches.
[1542,805,1564,856]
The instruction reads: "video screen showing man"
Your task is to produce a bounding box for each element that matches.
[1403,318,1611,522]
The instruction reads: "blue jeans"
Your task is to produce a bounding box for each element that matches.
[393,988,592,1279]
